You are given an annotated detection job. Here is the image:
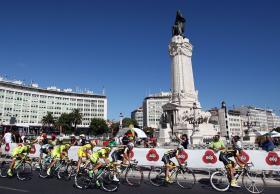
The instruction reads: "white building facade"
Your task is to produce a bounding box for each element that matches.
[236,106,279,132]
[0,80,107,127]
[131,107,143,129]
[143,92,171,129]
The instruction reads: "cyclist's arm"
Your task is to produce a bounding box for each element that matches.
[103,157,110,164]
[175,150,181,164]
[234,155,245,167]
[123,148,131,161]
[208,142,215,150]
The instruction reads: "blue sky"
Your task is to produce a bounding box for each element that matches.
[1,0,280,119]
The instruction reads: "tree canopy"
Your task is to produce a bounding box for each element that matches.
[89,118,109,136]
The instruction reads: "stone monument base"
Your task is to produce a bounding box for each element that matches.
[158,124,172,145]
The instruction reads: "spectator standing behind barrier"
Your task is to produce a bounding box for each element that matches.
[209,134,225,152]
[261,135,275,152]
[78,134,86,146]
[70,134,78,146]
[175,133,188,149]
[261,135,275,178]
[3,130,13,144]
[180,134,189,149]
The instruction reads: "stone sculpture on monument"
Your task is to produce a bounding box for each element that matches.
[158,11,217,146]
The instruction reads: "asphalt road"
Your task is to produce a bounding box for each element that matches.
[0,175,279,194]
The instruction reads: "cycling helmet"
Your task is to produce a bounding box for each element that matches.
[64,144,71,149]
[177,145,184,151]
[26,144,31,150]
[105,146,112,153]
[127,142,134,149]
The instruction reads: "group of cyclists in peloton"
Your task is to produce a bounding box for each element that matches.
[3,132,246,188]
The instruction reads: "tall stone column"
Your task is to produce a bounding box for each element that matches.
[169,35,199,108]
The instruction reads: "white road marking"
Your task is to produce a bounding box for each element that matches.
[0,186,29,193]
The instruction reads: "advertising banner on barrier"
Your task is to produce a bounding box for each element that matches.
[1,143,280,171]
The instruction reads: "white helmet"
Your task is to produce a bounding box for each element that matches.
[127,142,134,149]
[177,145,184,150]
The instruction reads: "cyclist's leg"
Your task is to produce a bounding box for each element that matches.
[47,154,59,175]
[7,155,17,176]
[77,150,85,172]
[161,156,170,181]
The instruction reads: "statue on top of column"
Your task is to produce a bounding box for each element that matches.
[172,10,186,37]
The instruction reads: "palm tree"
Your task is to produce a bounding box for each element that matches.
[70,109,82,132]
[41,112,55,130]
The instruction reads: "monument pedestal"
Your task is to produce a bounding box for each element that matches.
[158,124,172,145]
[248,131,257,143]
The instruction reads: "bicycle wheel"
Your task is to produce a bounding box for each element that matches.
[74,170,92,189]
[0,161,9,178]
[242,171,265,194]
[39,160,50,178]
[16,162,32,181]
[176,168,196,189]
[100,170,120,192]
[148,167,165,187]
[58,164,76,180]
[125,166,143,186]
[210,170,230,192]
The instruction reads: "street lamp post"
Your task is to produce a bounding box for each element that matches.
[243,112,257,141]
[119,113,123,130]
[188,102,203,145]
[221,101,230,141]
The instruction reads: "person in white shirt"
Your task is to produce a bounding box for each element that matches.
[3,131,13,144]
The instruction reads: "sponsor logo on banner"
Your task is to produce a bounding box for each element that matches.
[265,151,280,166]
[202,150,217,164]
[239,150,250,163]
[146,149,159,161]
[5,143,10,152]
[177,150,188,164]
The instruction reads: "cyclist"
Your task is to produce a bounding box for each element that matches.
[7,143,31,176]
[111,142,134,181]
[111,142,134,165]
[76,140,96,173]
[219,135,245,187]
[33,133,53,164]
[161,145,184,183]
[89,146,113,184]
[46,143,71,176]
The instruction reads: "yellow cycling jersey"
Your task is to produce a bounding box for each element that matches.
[52,145,68,155]
[12,145,29,157]
[78,144,93,158]
[78,144,92,152]
[91,148,110,159]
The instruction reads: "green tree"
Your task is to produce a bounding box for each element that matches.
[41,112,55,129]
[70,109,82,131]
[56,113,73,134]
[273,127,280,133]
[143,127,155,136]
[90,118,109,136]
[110,122,120,136]
[122,118,139,128]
